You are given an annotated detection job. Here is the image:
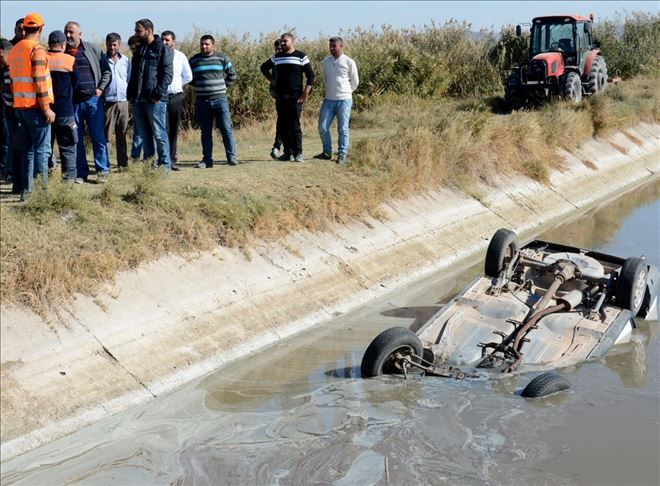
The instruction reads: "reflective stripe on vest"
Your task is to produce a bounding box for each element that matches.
[46,51,75,73]
[8,39,54,109]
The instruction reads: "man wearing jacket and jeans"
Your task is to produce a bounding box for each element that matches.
[127,19,173,170]
[64,21,112,182]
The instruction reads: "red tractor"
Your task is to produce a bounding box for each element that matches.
[505,14,608,108]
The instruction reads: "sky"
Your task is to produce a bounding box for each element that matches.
[1,1,657,42]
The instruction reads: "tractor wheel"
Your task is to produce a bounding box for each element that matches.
[586,57,602,95]
[563,72,582,104]
[598,58,608,93]
[505,73,524,110]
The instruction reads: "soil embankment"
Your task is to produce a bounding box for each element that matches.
[1,123,659,461]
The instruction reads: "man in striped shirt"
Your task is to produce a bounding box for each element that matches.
[189,34,238,167]
[261,33,315,162]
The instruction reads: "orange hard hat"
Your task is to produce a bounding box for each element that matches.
[23,13,45,28]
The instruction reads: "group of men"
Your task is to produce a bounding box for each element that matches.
[0,13,360,201]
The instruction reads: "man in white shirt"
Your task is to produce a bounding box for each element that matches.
[103,32,131,170]
[314,37,359,164]
[162,30,192,170]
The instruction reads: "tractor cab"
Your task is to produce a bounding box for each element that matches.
[528,15,595,75]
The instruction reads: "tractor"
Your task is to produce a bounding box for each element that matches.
[505,14,608,108]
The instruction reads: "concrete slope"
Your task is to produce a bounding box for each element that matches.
[1,123,659,461]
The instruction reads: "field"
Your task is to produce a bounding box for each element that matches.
[1,13,659,312]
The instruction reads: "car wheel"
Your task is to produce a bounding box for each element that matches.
[484,228,519,278]
[361,327,423,378]
[617,257,648,316]
[521,372,571,398]
[563,72,582,104]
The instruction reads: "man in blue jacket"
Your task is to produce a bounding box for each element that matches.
[127,19,173,170]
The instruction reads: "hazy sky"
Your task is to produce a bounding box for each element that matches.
[1,1,657,42]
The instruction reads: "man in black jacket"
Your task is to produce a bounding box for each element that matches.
[127,18,173,170]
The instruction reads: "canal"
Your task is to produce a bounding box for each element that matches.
[2,180,659,485]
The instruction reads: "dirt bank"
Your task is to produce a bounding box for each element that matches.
[1,123,658,461]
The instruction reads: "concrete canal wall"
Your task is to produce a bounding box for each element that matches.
[1,122,659,460]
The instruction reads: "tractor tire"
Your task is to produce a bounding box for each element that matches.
[598,58,608,93]
[505,73,524,110]
[616,257,648,316]
[361,327,423,378]
[586,56,602,95]
[521,372,571,398]
[563,72,582,104]
[485,228,519,278]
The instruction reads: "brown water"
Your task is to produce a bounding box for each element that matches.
[2,181,659,485]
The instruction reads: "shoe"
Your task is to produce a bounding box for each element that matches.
[197,161,213,169]
[19,191,29,202]
[171,164,181,171]
[74,177,85,184]
[97,172,109,183]
[313,152,332,160]
[228,160,239,166]
[277,153,293,162]
[118,166,128,173]
[293,154,304,163]
[336,154,347,164]
[270,147,280,160]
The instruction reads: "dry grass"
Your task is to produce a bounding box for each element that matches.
[1,70,658,312]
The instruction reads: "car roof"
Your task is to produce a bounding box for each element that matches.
[533,14,592,22]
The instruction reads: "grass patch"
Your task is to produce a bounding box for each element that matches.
[1,70,658,312]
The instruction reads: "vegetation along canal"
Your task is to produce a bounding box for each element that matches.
[2,180,659,485]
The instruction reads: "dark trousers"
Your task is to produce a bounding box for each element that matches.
[52,116,79,180]
[1,103,19,182]
[104,100,130,168]
[166,92,184,163]
[276,94,303,157]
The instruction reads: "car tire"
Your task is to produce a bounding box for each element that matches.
[617,257,648,316]
[521,372,571,398]
[361,327,423,378]
[485,228,519,278]
[563,71,582,104]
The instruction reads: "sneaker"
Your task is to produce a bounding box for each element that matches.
[197,161,213,169]
[171,164,181,171]
[228,160,239,166]
[293,154,304,163]
[277,153,293,162]
[313,152,332,160]
[74,177,85,184]
[270,147,280,160]
[336,154,347,165]
[97,172,109,183]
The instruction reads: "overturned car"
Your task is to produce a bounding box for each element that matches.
[361,228,659,397]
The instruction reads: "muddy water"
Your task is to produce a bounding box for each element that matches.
[2,181,659,485]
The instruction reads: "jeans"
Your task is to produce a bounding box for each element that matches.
[130,131,143,159]
[53,116,79,180]
[318,98,353,156]
[15,109,51,193]
[196,97,237,164]
[104,101,130,167]
[276,94,303,157]
[75,96,110,179]
[133,100,171,168]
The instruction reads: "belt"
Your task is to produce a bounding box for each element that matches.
[168,92,183,98]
